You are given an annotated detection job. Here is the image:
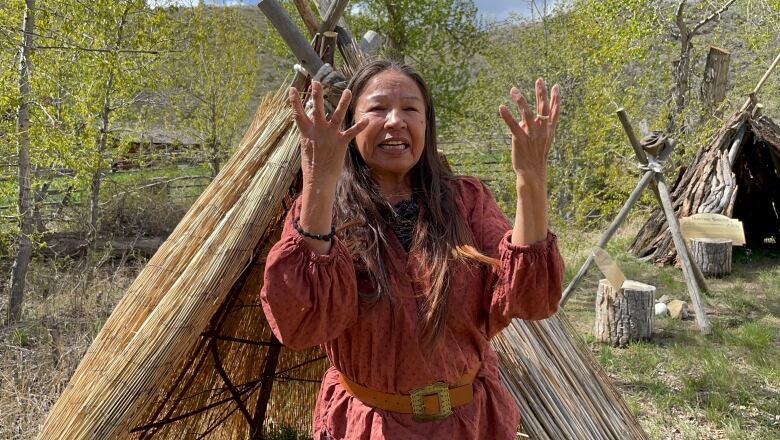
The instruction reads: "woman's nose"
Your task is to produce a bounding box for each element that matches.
[384,108,407,129]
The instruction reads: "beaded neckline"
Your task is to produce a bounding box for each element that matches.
[391,199,418,252]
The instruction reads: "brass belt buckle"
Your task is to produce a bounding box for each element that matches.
[409,381,453,422]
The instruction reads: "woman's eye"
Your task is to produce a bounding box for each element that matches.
[367,106,386,112]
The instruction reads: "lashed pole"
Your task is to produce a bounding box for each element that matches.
[559,170,655,307]
[615,109,709,293]
[618,111,711,334]
[258,0,324,76]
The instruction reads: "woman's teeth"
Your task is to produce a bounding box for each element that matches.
[379,141,407,151]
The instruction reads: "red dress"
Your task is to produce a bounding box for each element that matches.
[261,176,564,440]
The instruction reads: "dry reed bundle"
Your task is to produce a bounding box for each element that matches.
[130,224,327,438]
[38,87,308,439]
[493,313,648,440]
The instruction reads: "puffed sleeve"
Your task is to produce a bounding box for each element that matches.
[260,197,358,350]
[456,177,564,338]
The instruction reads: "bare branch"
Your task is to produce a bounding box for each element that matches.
[675,0,689,37]
[692,0,738,34]
[30,44,175,54]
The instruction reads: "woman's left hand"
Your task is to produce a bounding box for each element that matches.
[498,78,560,185]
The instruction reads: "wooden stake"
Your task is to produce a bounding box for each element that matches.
[292,0,319,37]
[752,51,780,95]
[700,46,730,116]
[654,170,711,333]
[317,0,350,33]
[560,170,654,307]
[727,121,748,166]
[739,51,780,112]
[319,31,338,66]
[250,335,282,439]
[616,108,648,164]
[258,0,324,76]
[315,0,359,65]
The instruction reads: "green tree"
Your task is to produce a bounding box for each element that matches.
[452,0,668,224]
[162,4,264,178]
[4,0,35,323]
[348,0,485,128]
[39,0,171,239]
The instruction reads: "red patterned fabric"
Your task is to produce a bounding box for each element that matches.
[261,176,564,440]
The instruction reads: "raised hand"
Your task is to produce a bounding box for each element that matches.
[498,78,561,245]
[289,81,368,254]
[498,78,560,184]
[289,81,369,188]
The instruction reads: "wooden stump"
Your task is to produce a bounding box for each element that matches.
[691,238,732,278]
[594,279,655,347]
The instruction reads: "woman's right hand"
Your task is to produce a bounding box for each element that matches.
[289,81,368,254]
[289,81,368,189]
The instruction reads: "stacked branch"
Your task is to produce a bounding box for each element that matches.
[633,53,780,262]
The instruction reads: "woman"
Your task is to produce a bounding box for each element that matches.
[261,60,564,439]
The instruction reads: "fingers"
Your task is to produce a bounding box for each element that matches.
[311,81,325,123]
[535,78,550,118]
[342,115,369,141]
[549,84,561,128]
[511,87,534,126]
[288,87,312,132]
[498,105,522,138]
[330,88,352,127]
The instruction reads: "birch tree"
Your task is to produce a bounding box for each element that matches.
[5,0,35,323]
[43,0,170,241]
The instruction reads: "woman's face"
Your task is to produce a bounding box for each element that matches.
[352,70,427,184]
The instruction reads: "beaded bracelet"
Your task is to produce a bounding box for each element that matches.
[293,216,336,241]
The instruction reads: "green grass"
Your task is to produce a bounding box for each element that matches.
[558,222,780,439]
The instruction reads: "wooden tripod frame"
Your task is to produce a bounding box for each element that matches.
[560,108,712,334]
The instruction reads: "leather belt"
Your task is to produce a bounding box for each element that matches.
[337,363,481,422]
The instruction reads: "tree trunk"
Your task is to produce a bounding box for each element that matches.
[700,46,730,118]
[669,0,738,134]
[594,279,655,347]
[89,5,130,243]
[669,32,692,134]
[691,238,732,277]
[7,0,36,324]
[209,146,220,178]
[89,129,108,241]
[382,0,406,63]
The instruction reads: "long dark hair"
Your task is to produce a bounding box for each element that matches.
[335,60,495,347]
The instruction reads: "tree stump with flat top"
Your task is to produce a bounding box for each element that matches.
[594,279,655,347]
[691,238,732,278]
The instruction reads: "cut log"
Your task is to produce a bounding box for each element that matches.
[594,279,656,347]
[691,238,732,277]
[700,46,730,118]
